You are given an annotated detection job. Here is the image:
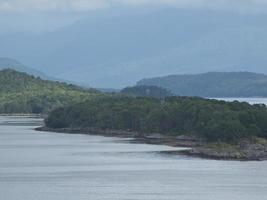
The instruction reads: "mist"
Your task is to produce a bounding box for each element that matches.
[1,0,267,88]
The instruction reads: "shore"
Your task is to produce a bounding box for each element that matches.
[36,126,267,161]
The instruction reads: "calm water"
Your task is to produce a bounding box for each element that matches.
[1,115,267,200]
[213,97,267,105]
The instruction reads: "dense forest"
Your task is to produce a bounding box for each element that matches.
[120,85,172,99]
[45,96,267,142]
[138,72,267,97]
[0,69,101,113]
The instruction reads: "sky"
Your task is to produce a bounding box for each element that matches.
[0,0,267,13]
[1,0,267,33]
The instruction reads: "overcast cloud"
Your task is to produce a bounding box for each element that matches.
[1,0,267,13]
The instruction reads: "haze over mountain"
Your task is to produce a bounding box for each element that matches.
[0,57,49,78]
[1,5,267,88]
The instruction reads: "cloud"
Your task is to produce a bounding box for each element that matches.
[116,0,267,12]
[1,0,267,13]
[0,0,109,12]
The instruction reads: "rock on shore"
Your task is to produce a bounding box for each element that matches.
[181,139,267,161]
[36,126,267,161]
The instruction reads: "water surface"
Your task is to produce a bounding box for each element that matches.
[213,97,267,105]
[0,116,267,200]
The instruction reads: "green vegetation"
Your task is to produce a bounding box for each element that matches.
[3,69,267,145]
[45,96,267,142]
[137,72,267,97]
[0,69,101,114]
[120,85,172,99]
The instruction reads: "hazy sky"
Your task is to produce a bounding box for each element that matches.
[0,0,267,13]
[1,0,267,87]
[0,0,267,33]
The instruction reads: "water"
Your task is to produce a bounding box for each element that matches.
[213,97,267,105]
[1,115,267,200]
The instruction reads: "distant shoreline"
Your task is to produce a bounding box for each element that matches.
[0,114,41,116]
[36,126,267,161]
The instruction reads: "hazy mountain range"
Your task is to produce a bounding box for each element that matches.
[138,72,267,97]
[1,8,267,88]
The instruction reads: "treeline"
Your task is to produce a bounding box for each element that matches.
[120,85,172,99]
[0,69,101,113]
[45,96,267,142]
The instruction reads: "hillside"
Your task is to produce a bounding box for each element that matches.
[1,8,267,88]
[0,69,100,114]
[137,72,267,97]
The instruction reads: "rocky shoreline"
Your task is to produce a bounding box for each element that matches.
[36,126,267,161]
[178,147,267,161]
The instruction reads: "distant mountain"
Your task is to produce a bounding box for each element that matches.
[0,69,100,114]
[137,72,267,97]
[0,57,49,79]
[1,8,267,88]
[121,85,172,99]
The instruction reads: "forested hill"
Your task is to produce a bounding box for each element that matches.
[137,72,267,97]
[0,69,100,114]
[45,96,267,142]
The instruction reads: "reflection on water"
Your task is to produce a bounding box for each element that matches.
[0,115,267,200]
[0,115,43,126]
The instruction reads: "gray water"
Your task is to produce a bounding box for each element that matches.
[1,116,267,200]
[213,97,267,105]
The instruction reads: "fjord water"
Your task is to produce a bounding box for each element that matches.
[214,97,267,105]
[1,115,267,200]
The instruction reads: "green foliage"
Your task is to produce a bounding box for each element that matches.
[120,85,172,99]
[45,96,267,142]
[0,69,101,114]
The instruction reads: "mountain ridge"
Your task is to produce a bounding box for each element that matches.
[137,71,267,97]
[0,57,50,80]
[1,8,267,87]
